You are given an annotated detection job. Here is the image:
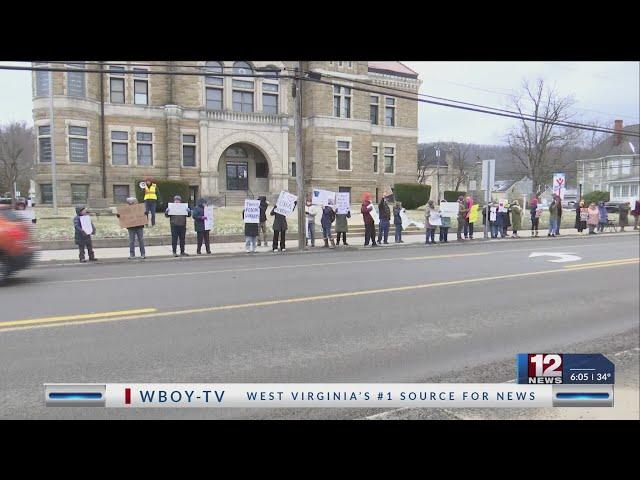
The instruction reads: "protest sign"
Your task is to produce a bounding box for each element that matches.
[498,201,508,213]
[243,200,260,224]
[336,192,350,214]
[439,201,459,217]
[274,191,297,216]
[489,206,497,222]
[80,215,93,235]
[400,210,424,230]
[429,212,442,226]
[312,188,336,206]
[370,205,380,225]
[117,203,147,228]
[167,203,189,215]
[580,208,589,222]
[204,206,214,230]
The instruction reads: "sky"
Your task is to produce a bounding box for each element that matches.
[0,61,638,145]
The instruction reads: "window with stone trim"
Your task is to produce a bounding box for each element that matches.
[68,125,88,163]
[40,184,53,204]
[385,97,396,126]
[232,62,255,113]
[134,69,149,105]
[370,95,379,125]
[71,184,89,204]
[109,66,125,104]
[67,63,86,98]
[262,82,279,115]
[337,140,351,171]
[372,144,379,173]
[182,134,197,167]
[205,61,224,110]
[333,85,351,118]
[136,132,153,166]
[113,185,130,204]
[384,146,395,174]
[38,125,51,163]
[111,130,129,165]
[35,63,50,96]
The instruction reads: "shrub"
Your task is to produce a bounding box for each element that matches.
[394,183,431,210]
[582,190,610,205]
[443,190,466,202]
[135,179,190,211]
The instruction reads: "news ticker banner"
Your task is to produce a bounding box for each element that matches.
[44,354,615,409]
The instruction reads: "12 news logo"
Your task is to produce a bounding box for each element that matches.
[527,354,563,384]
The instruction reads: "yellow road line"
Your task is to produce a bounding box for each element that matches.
[563,257,639,269]
[1,260,637,334]
[563,259,639,271]
[0,308,157,328]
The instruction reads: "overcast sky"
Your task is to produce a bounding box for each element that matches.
[0,61,638,145]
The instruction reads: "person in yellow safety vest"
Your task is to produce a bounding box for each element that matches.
[143,178,158,226]
[467,197,480,240]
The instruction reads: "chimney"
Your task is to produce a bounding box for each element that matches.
[614,119,623,146]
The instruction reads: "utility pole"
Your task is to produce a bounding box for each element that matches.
[435,146,441,201]
[294,65,306,250]
[48,68,58,215]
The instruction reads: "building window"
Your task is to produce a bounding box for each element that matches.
[384,146,395,174]
[291,162,296,177]
[233,61,253,75]
[67,63,85,98]
[385,97,396,126]
[111,130,128,166]
[613,185,621,198]
[134,69,149,105]
[333,85,351,118]
[370,96,379,125]
[68,125,88,163]
[372,145,379,173]
[38,125,51,163]
[621,158,631,175]
[136,132,153,166]
[206,88,223,110]
[35,64,50,96]
[182,134,196,167]
[630,184,639,197]
[109,66,125,104]
[40,184,52,204]
[233,90,254,113]
[113,185,130,203]
[337,140,351,171]
[609,159,620,176]
[71,184,89,204]
[620,185,629,197]
[339,186,351,194]
[262,82,279,115]
[205,61,223,110]
[232,62,254,113]
[256,160,268,178]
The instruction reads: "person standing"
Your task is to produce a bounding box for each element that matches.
[496,202,509,238]
[361,192,377,247]
[631,200,640,230]
[510,200,522,238]
[243,208,258,253]
[304,198,317,247]
[393,202,404,243]
[73,206,97,263]
[529,198,540,237]
[321,204,336,248]
[270,204,289,252]
[192,198,211,255]
[439,199,451,243]
[377,197,391,244]
[257,196,269,247]
[456,195,469,241]
[597,201,608,233]
[116,197,146,260]
[143,178,158,227]
[335,206,351,246]
[425,200,439,244]
[575,200,587,233]
[548,197,559,237]
[467,198,479,240]
[587,202,599,234]
[619,201,631,232]
[488,202,499,238]
[165,195,191,257]
[555,196,563,236]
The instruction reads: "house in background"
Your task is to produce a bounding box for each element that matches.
[539,187,578,206]
[491,176,532,203]
[576,120,640,205]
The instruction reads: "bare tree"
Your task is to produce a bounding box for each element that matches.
[446,142,471,190]
[506,79,579,192]
[0,122,34,197]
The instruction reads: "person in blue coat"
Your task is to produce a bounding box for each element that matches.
[597,201,608,233]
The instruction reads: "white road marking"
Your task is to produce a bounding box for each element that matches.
[529,252,582,263]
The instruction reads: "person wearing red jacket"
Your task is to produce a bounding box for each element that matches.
[361,192,378,247]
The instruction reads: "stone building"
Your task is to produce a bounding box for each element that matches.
[32,61,420,206]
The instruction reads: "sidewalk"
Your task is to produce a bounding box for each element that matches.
[32,228,639,265]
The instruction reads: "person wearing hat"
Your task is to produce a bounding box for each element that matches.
[509,199,522,238]
[361,192,377,247]
[142,178,158,227]
[165,195,191,257]
[192,198,212,255]
[116,197,146,259]
[73,205,97,263]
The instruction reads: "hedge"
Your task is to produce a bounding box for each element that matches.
[135,179,190,211]
[582,190,610,205]
[394,184,431,210]
[443,191,466,202]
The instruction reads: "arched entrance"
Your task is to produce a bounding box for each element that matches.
[218,143,270,194]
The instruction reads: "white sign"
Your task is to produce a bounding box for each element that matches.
[312,188,336,206]
[481,159,496,191]
[498,201,507,213]
[336,192,350,214]
[369,205,380,225]
[400,210,424,230]
[429,212,442,226]
[468,180,477,191]
[529,252,581,263]
[439,201,459,217]
[243,200,260,224]
[80,215,93,235]
[274,191,297,216]
[167,203,189,216]
[204,206,214,230]
[553,173,566,200]
[490,206,497,222]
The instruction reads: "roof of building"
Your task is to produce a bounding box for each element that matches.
[368,61,419,79]
[587,124,640,158]
[492,180,517,192]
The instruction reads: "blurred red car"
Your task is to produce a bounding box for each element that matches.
[0,206,38,283]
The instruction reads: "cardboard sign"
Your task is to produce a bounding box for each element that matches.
[312,188,336,206]
[336,192,350,214]
[243,200,260,224]
[117,203,147,228]
[167,202,189,216]
[80,215,93,235]
[439,201,459,217]
[204,206,214,230]
[274,191,297,216]
[429,212,442,226]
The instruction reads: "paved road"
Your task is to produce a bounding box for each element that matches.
[1,233,638,419]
